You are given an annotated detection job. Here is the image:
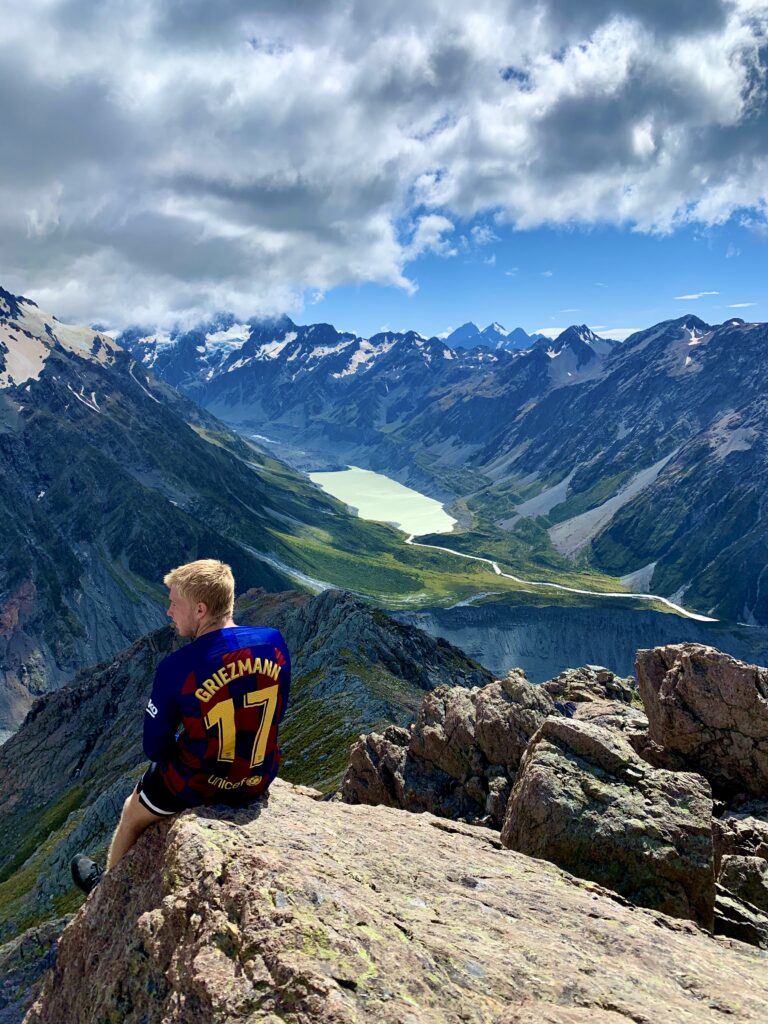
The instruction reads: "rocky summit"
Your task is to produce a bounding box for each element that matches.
[6,636,768,1022]
[23,780,768,1024]
[636,644,768,799]
[344,644,768,949]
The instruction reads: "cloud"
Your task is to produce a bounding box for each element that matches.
[594,326,643,340]
[404,214,457,261]
[534,327,569,338]
[471,224,499,245]
[505,268,519,276]
[536,324,641,340]
[1,1,767,326]
[542,270,554,277]
[726,243,741,258]
[727,301,757,307]
[674,290,720,299]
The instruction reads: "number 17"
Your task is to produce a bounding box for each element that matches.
[204,684,280,768]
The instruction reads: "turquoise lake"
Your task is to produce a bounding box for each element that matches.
[309,465,457,536]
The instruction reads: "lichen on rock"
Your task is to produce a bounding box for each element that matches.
[23,781,768,1024]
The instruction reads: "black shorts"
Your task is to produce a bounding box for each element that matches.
[136,763,193,817]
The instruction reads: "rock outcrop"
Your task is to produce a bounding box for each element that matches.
[341,670,554,827]
[499,718,715,927]
[719,856,768,913]
[0,918,68,1024]
[712,801,768,872]
[24,781,768,1024]
[344,647,768,944]
[541,665,638,705]
[636,644,768,799]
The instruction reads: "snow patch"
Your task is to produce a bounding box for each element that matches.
[307,338,353,359]
[66,383,101,413]
[332,337,397,378]
[206,323,250,345]
[0,298,120,388]
[257,332,297,359]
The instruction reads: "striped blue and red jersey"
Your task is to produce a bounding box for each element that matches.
[144,625,291,804]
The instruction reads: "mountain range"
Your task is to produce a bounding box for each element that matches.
[120,305,768,624]
[444,321,545,350]
[4,279,768,740]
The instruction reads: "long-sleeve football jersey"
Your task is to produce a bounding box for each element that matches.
[144,625,291,804]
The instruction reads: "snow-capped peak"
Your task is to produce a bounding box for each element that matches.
[571,325,601,343]
[0,287,121,389]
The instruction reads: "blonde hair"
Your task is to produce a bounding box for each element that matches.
[163,559,235,623]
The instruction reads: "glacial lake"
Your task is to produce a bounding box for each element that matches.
[309,466,457,536]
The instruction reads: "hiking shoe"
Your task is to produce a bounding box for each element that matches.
[71,853,103,894]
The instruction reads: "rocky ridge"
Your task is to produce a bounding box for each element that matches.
[343,644,768,948]
[23,780,768,1024]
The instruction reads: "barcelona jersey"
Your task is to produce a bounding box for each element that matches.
[143,625,291,805]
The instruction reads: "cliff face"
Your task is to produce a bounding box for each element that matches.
[397,601,768,681]
[24,780,768,1024]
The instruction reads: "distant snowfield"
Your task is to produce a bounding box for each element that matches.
[309,465,458,536]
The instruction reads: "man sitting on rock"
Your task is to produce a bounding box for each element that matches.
[71,558,291,893]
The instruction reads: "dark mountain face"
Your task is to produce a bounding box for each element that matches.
[445,321,481,347]
[499,326,543,350]
[478,316,768,622]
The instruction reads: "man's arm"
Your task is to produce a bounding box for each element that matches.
[143,657,180,761]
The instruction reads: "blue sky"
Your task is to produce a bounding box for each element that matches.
[2,1,767,334]
[308,218,765,340]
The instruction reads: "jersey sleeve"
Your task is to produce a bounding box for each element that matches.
[143,655,181,762]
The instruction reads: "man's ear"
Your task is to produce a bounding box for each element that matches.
[196,602,209,620]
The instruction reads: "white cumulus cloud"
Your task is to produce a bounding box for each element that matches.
[0,0,766,327]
